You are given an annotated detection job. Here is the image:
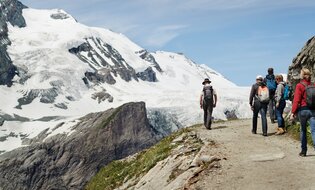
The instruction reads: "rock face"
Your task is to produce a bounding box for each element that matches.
[0,102,159,190]
[69,37,163,85]
[136,49,162,72]
[0,0,26,86]
[69,37,139,84]
[288,36,315,88]
[136,66,158,82]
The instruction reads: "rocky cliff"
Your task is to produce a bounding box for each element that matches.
[0,102,159,190]
[0,0,26,86]
[69,37,161,85]
[288,36,315,87]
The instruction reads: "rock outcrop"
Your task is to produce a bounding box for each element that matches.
[0,102,159,190]
[136,66,158,82]
[0,0,26,86]
[69,37,139,84]
[136,49,163,72]
[288,36,315,88]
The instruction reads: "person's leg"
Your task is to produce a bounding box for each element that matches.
[276,100,286,135]
[298,110,310,156]
[276,106,281,126]
[252,102,259,134]
[269,93,276,123]
[272,98,277,121]
[207,105,214,129]
[203,103,207,128]
[203,102,212,130]
[260,104,268,136]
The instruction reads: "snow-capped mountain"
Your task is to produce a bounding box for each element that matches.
[0,1,251,153]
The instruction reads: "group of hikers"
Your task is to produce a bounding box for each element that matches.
[200,67,315,157]
[249,68,287,136]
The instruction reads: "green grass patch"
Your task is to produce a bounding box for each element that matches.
[85,127,193,190]
[98,105,123,128]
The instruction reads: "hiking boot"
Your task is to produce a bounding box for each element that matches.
[271,119,276,123]
[262,133,267,137]
[275,128,285,135]
[299,151,306,157]
[205,125,211,130]
[251,130,256,134]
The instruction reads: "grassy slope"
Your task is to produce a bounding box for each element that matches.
[85,126,197,190]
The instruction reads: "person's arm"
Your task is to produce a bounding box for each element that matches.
[291,83,303,116]
[200,93,203,109]
[275,84,283,106]
[213,93,217,107]
[249,84,256,107]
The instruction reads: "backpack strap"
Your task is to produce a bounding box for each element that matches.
[300,82,309,98]
[300,82,307,87]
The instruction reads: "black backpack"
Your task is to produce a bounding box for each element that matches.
[301,82,315,109]
[203,85,213,105]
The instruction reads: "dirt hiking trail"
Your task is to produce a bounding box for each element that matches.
[192,119,315,190]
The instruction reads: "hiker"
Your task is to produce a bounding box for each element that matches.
[290,68,315,157]
[274,74,286,135]
[249,75,269,136]
[200,78,217,130]
[264,68,277,123]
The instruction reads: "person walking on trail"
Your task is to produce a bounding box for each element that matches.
[290,68,315,157]
[274,74,286,135]
[200,78,217,130]
[264,68,277,123]
[249,75,269,136]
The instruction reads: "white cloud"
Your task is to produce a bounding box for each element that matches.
[142,25,188,47]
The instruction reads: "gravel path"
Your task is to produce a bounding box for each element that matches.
[194,119,315,190]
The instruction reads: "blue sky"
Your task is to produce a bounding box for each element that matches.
[19,0,315,86]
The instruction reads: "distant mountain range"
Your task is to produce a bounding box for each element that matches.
[0,0,251,154]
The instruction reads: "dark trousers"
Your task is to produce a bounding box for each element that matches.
[203,102,213,129]
[268,92,276,121]
[276,99,286,128]
[252,101,268,134]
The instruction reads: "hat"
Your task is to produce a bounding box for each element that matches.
[256,75,263,80]
[202,78,211,85]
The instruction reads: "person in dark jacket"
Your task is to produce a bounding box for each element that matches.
[200,78,217,130]
[264,68,277,123]
[249,75,269,136]
[290,68,315,157]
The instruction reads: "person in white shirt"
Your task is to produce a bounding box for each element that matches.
[200,78,217,130]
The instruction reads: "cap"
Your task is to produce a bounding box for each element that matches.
[256,75,263,80]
